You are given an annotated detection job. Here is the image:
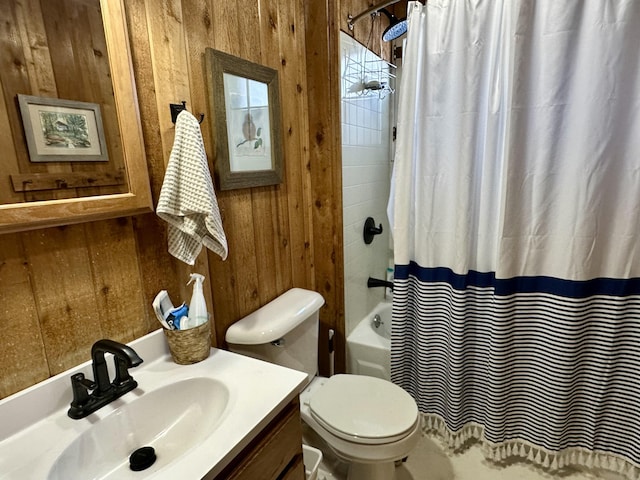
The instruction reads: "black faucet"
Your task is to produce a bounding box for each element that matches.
[68,339,143,420]
[367,276,394,291]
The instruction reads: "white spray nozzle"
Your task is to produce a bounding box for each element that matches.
[187,273,205,286]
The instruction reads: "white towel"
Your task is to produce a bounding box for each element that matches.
[157,110,228,265]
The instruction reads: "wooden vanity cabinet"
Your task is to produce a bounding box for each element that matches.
[215,398,305,480]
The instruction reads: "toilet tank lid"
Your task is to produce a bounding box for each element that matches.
[225,288,325,345]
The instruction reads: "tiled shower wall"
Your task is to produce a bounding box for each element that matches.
[340,33,393,336]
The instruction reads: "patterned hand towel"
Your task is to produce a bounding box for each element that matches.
[157,110,228,265]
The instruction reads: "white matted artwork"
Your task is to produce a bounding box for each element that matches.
[223,73,272,172]
[17,94,109,162]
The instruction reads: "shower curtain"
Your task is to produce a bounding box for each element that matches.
[388,0,640,476]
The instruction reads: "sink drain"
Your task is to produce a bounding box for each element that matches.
[129,446,157,471]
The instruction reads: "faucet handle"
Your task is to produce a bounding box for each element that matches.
[113,356,138,388]
[363,217,383,244]
[70,373,97,408]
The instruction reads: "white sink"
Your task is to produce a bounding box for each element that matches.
[48,378,229,479]
[0,330,307,480]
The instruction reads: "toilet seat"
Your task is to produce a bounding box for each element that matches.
[309,374,418,445]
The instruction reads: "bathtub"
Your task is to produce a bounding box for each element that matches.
[346,302,392,381]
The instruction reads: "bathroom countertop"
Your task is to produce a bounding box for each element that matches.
[0,329,307,479]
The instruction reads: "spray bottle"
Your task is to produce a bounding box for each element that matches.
[186,273,208,329]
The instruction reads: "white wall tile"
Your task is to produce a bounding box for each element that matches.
[340,32,394,336]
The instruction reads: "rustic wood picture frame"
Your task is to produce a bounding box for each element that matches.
[205,48,284,190]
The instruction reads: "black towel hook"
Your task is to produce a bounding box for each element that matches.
[170,101,204,124]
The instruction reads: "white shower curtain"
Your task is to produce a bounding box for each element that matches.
[389,0,640,476]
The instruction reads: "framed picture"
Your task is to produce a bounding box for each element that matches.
[205,48,283,190]
[223,74,272,172]
[17,94,109,163]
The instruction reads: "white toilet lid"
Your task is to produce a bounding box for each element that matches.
[309,374,418,444]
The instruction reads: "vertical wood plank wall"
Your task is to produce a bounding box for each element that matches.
[306,0,395,375]
[0,0,127,205]
[0,0,401,399]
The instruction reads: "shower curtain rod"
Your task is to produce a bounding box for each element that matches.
[347,0,401,30]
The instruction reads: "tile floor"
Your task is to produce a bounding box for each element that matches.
[304,426,618,480]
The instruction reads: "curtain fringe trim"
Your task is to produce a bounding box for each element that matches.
[421,413,640,480]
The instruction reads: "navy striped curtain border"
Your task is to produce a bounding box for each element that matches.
[391,261,640,465]
[395,262,640,298]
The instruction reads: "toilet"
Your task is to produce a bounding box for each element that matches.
[225,288,420,480]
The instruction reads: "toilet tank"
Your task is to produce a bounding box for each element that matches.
[225,288,325,385]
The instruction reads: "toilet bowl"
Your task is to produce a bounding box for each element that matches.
[301,375,420,479]
[225,288,420,480]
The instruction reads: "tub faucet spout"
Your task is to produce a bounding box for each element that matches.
[367,277,393,291]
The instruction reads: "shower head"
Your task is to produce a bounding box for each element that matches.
[379,8,407,42]
[346,0,408,41]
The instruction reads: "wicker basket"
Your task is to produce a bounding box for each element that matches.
[163,320,211,364]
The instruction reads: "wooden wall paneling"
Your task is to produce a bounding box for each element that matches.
[41,2,83,99]
[37,1,86,201]
[0,234,48,398]
[124,0,166,202]
[124,0,184,337]
[252,184,279,307]
[211,0,239,56]
[0,1,57,203]
[328,13,347,376]
[62,2,97,99]
[341,0,373,54]
[375,10,391,61]
[200,2,241,341]
[132,0,216,341]
[22,225,104,374]
[357,12,380,57]
[143,0,190,159]
[97,0,153,216]
[258,1,294,298]
[207,206,240,347]
[181,0,214,156]
[276,0,314,292]
[221,190,261,317]
[237,0,262,64]
[131,214,182,334]
[85,218,150,341]
[8,0,62,203]
[391,2,409,27]
[13,0,57,98]
[340,0,393,62]
[0,81,20,206]
[249,0,282,306]
[142,0,214,312]
[32,0,113,201]
[379,7,393,61]
[242,0,277,307]
[258,0,280,69]
[176,0,221,342]
[210,3,262,324]
[234,0,279,309]
[68,0,125,198]
[3,0,128,204]
[305,0,346,375]
[270,187,292,295]
[221,3,262,319]
[178,0,237,347]
[0,0,356,396]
